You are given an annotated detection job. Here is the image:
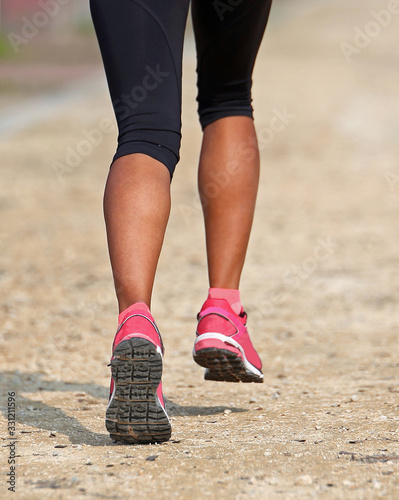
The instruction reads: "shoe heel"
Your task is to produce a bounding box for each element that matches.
[106,337,171,444]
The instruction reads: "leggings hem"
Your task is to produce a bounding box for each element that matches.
[112,142,178,179]
[200,110,254,130]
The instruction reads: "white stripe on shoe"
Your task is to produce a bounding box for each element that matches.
[194,332,263,379]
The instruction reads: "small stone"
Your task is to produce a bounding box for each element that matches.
[343,480,354,487]
[272,392,280,400]
[52,452,59,456]
[295,475,313,486]
[223,409,231,415]
[249,398,257,404]
[315,425,321,430]
[263,450,272,456]
[372,479,382,490]
[85,460,93,465]
[349,395,358,402]
[145,455,158,461]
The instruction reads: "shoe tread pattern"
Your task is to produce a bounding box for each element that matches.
[193,347,263,383]
[106,337,171,444]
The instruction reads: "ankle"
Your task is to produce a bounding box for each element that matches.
[118,298,151,316]
[207,287,243,315]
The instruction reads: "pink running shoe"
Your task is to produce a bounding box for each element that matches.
[106,303,171,444]
[193,298,263,383]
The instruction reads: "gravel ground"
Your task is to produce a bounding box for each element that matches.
[1,1,399,498]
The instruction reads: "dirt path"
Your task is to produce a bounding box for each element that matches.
[1,1,399,498]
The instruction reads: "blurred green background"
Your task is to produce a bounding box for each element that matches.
[0,0,100,110]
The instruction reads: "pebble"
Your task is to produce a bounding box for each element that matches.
[249,398,257,404]
[272,392,280,400]
[349,395,358,402]
[372,479,382,490]
[343,480,354,488]
[223,409,231,415]
[295,475,313,486]
[315,425,321,430]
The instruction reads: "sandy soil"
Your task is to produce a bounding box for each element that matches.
[1,1,399,498]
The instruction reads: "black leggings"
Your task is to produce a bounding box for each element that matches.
[90,0,272,177]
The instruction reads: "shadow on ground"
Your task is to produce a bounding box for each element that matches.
[1,371,246,446]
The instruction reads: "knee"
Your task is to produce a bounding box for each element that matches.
[114,128,181,179]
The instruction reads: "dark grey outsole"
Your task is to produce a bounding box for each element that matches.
[106,337,171,444]
[193,348,264,383]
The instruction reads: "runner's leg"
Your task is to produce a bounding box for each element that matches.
[90,0,190,311]
[198,117,260,289]
[192,0,273,288]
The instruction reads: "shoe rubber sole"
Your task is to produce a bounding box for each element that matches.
[193,347,264,383]
[105,337,171,444]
